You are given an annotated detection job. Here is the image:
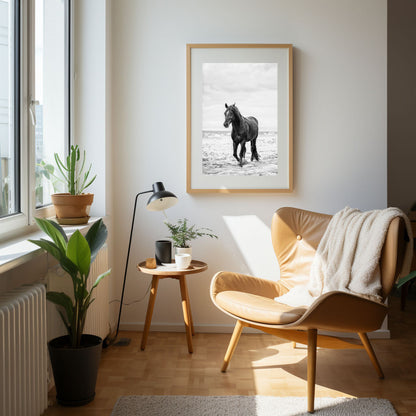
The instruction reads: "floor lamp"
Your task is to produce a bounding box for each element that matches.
[111,181,178,346]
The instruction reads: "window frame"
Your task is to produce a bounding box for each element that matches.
[0,0,72,240]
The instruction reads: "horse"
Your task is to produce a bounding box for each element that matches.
[223,103,259,167]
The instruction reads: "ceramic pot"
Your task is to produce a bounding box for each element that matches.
[175,246,192,259]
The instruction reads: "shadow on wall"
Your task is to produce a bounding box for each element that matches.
[223,215,280,282]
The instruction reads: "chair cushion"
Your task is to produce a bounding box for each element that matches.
[215,291,307,325]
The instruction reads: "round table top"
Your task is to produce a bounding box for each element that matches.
[137,260,208,276]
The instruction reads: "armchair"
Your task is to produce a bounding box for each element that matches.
[211,207,407,413]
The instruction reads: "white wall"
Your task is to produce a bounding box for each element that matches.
[73,0,112,219]
[111,0,387,332]
[73,0,115,326]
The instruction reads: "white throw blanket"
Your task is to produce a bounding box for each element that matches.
[275,207,413,308]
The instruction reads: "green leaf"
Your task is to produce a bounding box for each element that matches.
[48,220,68,243]
[33,218,67,254]
[66,230,91,276]
[54,153,69,191]
[44,164,55,174]
[59,256,80,277]
[85,219,108,262]
[46,291,74,324]
[69,148,77,195]
[79,173,96,194]
[29,238,78,276]
[396,270,416,288]
[29,238,63,261]
[92,269,111,289]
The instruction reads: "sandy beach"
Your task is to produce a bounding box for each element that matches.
[202,131,278,176]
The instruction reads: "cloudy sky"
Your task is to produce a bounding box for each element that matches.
[202,63,278,131]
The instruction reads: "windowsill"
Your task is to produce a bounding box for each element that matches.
[0,217,101,275]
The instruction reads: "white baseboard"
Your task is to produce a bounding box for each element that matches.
[119,322,390,339]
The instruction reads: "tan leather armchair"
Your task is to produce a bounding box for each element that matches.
[211,207,407,413]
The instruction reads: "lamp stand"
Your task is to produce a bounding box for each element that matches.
[106,189,152,347]
[103,182,177,348]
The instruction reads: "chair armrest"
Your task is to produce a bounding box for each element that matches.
[289,291,387,333]
[210,271,287,301]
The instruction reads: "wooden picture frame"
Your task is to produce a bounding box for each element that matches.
[186,44,293,193]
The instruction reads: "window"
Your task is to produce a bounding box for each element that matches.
[0,0,19,218]
[34,0,70,208]
[0,0,70,236]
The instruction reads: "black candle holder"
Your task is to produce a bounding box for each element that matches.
[155,240,172,265]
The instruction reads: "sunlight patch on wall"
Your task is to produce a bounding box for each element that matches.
[223,215,280,281]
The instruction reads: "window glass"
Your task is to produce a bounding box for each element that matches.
[0,0,19,217]
[35,0,68,207]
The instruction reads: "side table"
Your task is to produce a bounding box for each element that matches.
[137,260,208,353]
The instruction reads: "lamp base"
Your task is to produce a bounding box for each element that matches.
[103,335,131,348]
[113,337,131,347]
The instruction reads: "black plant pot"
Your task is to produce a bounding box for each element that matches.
[48,334,102,406]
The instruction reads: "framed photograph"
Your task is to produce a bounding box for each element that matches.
[186,44,293,193]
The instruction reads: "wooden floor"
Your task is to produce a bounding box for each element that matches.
[43,292,416,416]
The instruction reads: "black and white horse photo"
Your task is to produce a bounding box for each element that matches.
[223,103,259,167]
[201,62,278,176]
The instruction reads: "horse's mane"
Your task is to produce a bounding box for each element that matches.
[228,104,242,119]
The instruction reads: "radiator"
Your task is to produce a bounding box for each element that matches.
[0,284,48,416]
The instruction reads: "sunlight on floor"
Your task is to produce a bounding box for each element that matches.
[248,338,356,399]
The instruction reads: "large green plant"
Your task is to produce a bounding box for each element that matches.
[165,218,218,248]
[54,145,96,195]
[29,218,110,347]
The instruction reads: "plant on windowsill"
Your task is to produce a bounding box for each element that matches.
[41,145,97,225]
[164,218,218,257]
[29,217,110,406]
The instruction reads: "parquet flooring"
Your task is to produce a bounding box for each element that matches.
[43,292,416,415]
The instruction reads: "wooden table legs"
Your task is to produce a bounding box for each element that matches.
[141,275,160,350]
[140,275,195,353]
[179,275,194,353]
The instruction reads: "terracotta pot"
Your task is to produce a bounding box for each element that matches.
[51,193,94,225]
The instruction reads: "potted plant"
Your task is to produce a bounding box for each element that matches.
[164,218,218,257]
[29,218,110,406]
[48,145,97,225]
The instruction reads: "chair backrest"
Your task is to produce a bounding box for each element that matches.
[271,207,406,300]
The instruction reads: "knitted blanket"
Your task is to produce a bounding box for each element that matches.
[275,207,413,308]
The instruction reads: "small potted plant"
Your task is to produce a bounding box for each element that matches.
[29,218,110,406]
[47,145,97,225]
[164,218,218,257]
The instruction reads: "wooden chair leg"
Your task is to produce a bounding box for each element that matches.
[358,332,384,379]
[221,320,244,372]
[307,329,317,414]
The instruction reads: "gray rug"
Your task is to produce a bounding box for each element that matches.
[111,395,397,416]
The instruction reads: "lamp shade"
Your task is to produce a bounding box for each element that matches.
[146,182,178,211]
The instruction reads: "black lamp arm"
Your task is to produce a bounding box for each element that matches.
[115,189,153,338]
